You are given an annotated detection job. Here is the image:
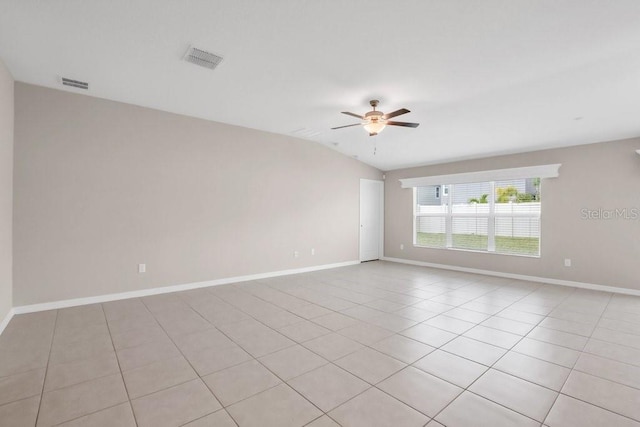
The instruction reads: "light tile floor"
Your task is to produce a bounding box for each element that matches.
[1,261,640,426]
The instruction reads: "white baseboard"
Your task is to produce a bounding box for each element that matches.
[0,308,15,336]
[381,256,640,297]
[11,255,636,323]
[12,260,360,315]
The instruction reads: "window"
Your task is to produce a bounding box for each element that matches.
[414,178,541,256]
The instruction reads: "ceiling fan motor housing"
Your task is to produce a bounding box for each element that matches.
[365,110,384,120]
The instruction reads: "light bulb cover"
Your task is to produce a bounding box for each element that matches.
[363,121,386,134]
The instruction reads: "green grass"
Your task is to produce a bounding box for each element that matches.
[416,232,539,256]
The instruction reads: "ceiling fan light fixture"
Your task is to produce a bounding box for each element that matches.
[363,120,386,135]
[331,100,418,136]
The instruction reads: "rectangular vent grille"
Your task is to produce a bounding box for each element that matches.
[61,78,88,90]
[184,46,223,70]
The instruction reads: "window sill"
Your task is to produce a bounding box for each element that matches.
[412,244,541,259]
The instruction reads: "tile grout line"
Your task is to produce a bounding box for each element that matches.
[289,274,554,425]
[569,353,640,388]
[333,273,638,424]
[48,401,133,427]
[6,262,640,427]
[101,303,140,427]
[411,279,570,424]
[194,277,443,424]
[143,291,354,425]
[34,310,59,427]
[454,288,621,425]
[175,408,238,427]
[135,296,232,424]
[540,291,615,425]
[174,292,334,424]
[290,269,519,423]
[299,267,639,422]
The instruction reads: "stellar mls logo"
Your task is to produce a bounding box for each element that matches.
[581,208,639,220]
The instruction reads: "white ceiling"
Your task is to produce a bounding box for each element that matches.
[2,1,640,170]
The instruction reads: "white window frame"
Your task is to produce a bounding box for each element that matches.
[407,164,560,257]
[400,164,561,188]
[413,181,542,256]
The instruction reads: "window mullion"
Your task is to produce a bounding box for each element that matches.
[445,184,453,248]
[413,188,417,246]
[488,181,496,252]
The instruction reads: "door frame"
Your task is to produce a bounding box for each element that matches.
[359,179,385,262]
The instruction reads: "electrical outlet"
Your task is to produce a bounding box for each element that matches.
[138,263,146,273]
[311,248,315,256]
[294,251,299,258]
[400,244,404,250]
[564,259,572,267]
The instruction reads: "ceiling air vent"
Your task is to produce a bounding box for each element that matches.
[61,78,88,90]
[183,46,224,70]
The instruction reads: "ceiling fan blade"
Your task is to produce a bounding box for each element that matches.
[386,121,420,128]
[383,108,410,120]
[331,123,362,130]
[341,112,365,119]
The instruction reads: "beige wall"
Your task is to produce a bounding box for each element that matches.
[13,83,381,305]
[385,138,640,291]
[0,61,13,320]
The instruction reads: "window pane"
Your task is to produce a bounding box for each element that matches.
[451,182,491,214]
[452,217,488,251]
[416,185,448,214]
[495,178,540,205]
[495,217,540,256]
[494,178,541,256]
[412,177,542,257]
[415,216,446,248]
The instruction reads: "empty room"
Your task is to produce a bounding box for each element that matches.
[1,1,640,426]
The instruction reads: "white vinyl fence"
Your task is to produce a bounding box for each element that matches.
[417,202,540,238]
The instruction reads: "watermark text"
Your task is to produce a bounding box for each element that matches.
[581,208,639,220]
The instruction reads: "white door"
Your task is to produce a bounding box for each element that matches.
[360,179,384,262]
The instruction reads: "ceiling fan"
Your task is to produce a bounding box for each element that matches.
[331,100,419,136]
